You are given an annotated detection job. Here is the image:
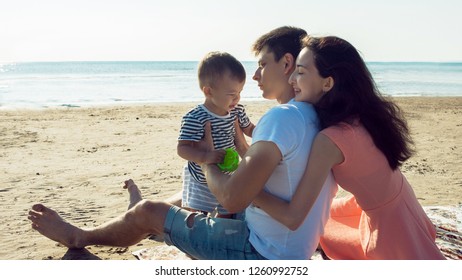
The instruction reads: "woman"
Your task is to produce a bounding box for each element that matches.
[253,35,445,259]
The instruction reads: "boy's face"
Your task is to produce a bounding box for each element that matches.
[204,71,244,115]
[253,46,288,101]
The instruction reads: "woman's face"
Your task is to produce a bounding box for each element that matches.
[289,47,330,104]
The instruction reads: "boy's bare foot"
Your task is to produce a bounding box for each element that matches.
[124,179,143,209]
[28,204,85,249]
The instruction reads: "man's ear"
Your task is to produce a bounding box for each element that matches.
[323,77,335,92]
[282,53,295,75]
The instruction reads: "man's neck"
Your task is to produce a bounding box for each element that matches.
[277,88,295,104]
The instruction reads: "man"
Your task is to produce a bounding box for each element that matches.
[28,26,336,260]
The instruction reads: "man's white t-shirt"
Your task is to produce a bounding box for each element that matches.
[245,99,337,260]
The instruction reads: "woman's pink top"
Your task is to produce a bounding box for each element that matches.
[319,122,445,259]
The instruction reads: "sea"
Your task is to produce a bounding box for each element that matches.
[1,61,461,109]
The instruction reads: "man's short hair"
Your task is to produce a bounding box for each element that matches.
[252,26,307,61]
[198,52,246,89]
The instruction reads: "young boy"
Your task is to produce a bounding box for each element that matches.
[177,51,255,218]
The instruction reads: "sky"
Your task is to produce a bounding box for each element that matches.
[1,0,461,62]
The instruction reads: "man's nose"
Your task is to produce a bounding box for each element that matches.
[252,69,260,81]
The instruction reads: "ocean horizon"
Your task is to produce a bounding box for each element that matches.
[1,61,462,109]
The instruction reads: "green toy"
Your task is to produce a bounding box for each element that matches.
[217,148,239,172]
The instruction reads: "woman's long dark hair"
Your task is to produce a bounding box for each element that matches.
[304,36,414,169]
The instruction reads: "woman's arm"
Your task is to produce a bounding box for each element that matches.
[200,123,282,213]
[203,141,282,213]
[252,133,343,230]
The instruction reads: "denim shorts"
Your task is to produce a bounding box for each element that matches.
[163,205,266,260]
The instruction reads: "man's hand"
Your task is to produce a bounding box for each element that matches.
[203,149,226,164]
[197,122,225,165]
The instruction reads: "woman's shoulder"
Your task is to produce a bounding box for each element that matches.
[321,120,366,138]
[322,121,374,150]
[322,122,352,133]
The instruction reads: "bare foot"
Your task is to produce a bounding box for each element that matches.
[28,204,85,249]
[123,179,143,209]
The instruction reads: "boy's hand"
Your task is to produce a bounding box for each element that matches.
[234,119,249,157]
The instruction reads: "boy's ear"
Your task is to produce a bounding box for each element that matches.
[282,53,295,75]
[203,86,212,97]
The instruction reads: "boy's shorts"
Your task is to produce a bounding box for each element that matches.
[163,205,266,260]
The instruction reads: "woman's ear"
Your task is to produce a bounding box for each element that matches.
[323,77,334,92]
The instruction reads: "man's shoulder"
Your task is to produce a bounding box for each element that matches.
[287,100,318,123]
[287,99,315,112]
[265,100,315,119]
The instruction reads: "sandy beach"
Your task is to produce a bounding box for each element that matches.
[0,97,461,260]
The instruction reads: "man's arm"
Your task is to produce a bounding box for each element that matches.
[202,140,281,213]
[178,140,225,164]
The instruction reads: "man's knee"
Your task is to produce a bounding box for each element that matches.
[130,199,170,231]
[133,199,168,216]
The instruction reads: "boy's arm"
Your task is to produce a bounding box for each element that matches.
[236,104,254,138]
[234,120,250,157]
[241,122,255,138]
[177,140,225,164]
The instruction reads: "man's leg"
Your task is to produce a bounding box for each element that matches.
[28,199,171,249]
[124,179,143,209]
[164,190,182,207]
[124,179,182,209]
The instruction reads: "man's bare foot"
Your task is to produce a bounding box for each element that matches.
[123,179,143,209]
[28,204,85,249]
